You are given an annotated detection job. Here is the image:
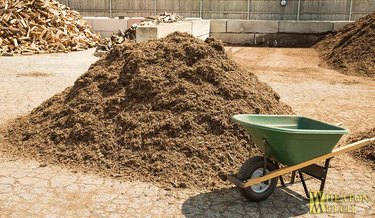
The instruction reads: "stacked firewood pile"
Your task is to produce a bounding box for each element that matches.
[0,0,100,56]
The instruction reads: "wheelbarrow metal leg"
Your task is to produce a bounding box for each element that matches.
[279,176,286,187]
[275,162,286,187]
[262,139,269,185]
[298,170,310,198]
[319,158,332,192]
[290,171,296,184]
[262,139,268,176]
[298,158,332,198]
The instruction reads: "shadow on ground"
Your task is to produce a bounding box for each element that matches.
[182,186,310,217]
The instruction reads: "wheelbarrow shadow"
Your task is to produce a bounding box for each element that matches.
[182,185,310,217]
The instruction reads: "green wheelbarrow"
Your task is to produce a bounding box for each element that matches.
[227,114,374,202]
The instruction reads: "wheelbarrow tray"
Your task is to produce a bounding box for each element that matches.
[232,114,350,166]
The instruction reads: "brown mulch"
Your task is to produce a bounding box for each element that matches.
[315,12,375,78]
[4,32,293,189]
[348,128,375,169]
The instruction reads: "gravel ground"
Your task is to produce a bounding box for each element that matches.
[0,48,374,217]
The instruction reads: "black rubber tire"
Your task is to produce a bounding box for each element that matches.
[237,156,278,202]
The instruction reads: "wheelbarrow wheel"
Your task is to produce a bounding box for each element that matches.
[237,156,278,202]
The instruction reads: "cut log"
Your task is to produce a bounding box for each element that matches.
[0,0,100,56]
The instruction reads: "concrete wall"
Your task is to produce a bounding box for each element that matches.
[83,17,210,41]
[84,17,149,38]
[189,20,211,40]
[136,22,192,42]
[84,17,353,46]
[85,17,129,38]
[210,20,353,47]
[136,20,210,42]
[59,0,374,21]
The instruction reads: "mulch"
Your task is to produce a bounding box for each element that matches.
[315,12,375,78]
[4,32,293,189]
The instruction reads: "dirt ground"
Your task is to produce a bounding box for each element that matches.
[228,47,375,135]
[0,47,374,217]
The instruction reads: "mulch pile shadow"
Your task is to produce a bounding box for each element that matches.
[315,12,375,78]
[5,32,293,189]
[347,128,375,169]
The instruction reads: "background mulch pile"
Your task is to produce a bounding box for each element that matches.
[0,0,100,56]
[5,32,293,189]
[348,128,375,169]
[315,12,375,77]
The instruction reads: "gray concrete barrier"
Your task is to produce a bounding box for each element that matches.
[136,20,210,42]
[227,20,278,33]
[190,20,211,40]
[84,17,129,38]
[136,22,192,42]
[278,21,333,33]
[333,21,353,31]
[83,17,210,41]
[209,20,352,47]
[210,20,227,33]
[82,17,353,46]
[210,33,255,45]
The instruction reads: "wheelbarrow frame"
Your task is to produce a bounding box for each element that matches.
[227,137,374,198]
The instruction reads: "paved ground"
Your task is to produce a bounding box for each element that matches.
[0,49,98,125]
[1,150,374,217]
[0,48,374,217]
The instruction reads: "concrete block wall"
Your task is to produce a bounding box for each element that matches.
[210,33,255,45]
[333,21,353,31]
[227,20,279,33]
[210,20,353,47]
[135,25,158,42]
[83,17,210,41]
[136,20,211,42]
[84,17,129,38]
[136,22,193,42]
[82,17,353,46]
[210,20,227,33]
[278,21,333,33]
[189,20,211,40]
[84,17,147,38]
[254,34,310,47]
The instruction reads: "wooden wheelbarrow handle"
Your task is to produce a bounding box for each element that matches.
[228,137,374,189]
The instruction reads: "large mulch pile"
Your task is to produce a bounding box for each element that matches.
[348,128,375,169]
[5,32,293,189]
[315,12,375,77]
